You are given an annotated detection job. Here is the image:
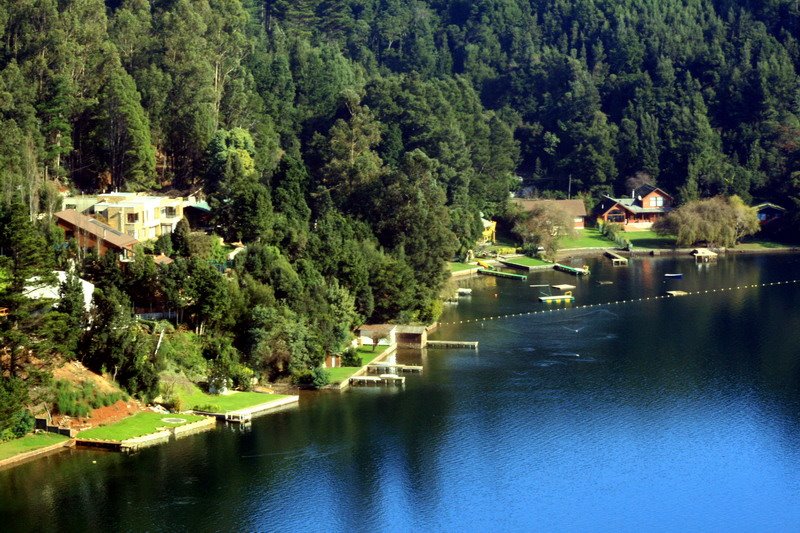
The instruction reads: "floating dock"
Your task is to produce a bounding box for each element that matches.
[350,374,406,386]
[666,290,688,297]
[426,340,479,349]
[551,284,576,291]
[554,263,590,276]
[605,250,629,266]
[478,268,527,280]
[497,259,552,271]
[539,294,575,303]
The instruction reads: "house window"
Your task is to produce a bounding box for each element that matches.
[127,213,139,223]
[650,196,664,207]
[162,206,177,218]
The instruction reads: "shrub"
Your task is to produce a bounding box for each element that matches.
[53,380,124,417]
[341,348,362,367]
[292,367,330,389]
[311,367,330,388]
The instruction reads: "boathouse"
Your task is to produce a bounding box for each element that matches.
[395,325,428,348]
[692,248,718,263]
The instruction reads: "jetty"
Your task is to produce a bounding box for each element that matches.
[367,362,423,373]
[478,268,527,280]
[350,374,406,386]
[605,250,629,266]
[554,263,590,276]
[193,395,299,423]
[426,340,479,349]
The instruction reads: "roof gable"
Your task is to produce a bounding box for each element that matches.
[510,198,587,218]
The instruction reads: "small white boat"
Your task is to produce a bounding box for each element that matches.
[456,288,473,296]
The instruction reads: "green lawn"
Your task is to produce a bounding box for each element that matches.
[449,262,478,272]
[735,239,793,251]
[0,433,69,461]
[327,345,389,385]
[558,229,615,249]
[502,256,552,267]
[78,412,207,441]
[179,389,293,412]
[625,230,676,249]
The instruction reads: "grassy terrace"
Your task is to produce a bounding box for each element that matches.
[449,262,478,272]
[78,412,206,441]
[502,256,552,267]
[180,389,293,413]
[735,239,794,251]
[0,433,69,461]
[327,345,389,385]
[559,228,614,249]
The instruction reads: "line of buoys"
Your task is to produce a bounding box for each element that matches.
[439,278,800,326]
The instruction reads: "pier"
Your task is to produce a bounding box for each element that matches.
[605,251,629,266]
[478,268,527,280]
[350,374,406,386]
[367,362,423,373]
[193,396,299,423]
[426,340,479,349]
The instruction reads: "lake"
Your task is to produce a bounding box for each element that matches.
[3,253,800,532]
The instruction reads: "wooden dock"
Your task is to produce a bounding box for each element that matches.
[350,374,406,386]
[478,268,527,280]
[367,362,423,373]
[554,263,590,276]
[426,340,479,349]
[605,250,628,266]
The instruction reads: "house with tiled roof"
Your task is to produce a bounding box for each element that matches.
[54,209,138,258]
[753,202,786,226]
[596,185,673,229]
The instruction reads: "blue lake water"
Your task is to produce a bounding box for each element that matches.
[2,253,800,531]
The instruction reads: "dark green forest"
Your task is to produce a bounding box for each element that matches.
[2,0,800,418]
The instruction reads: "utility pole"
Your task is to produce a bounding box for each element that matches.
[568,175,572,200]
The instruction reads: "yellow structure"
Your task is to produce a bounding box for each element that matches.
[481,218,496,244]
[93,193,189,241]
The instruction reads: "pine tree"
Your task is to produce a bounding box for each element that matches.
[95,53,157,191]
[0,198,54,377]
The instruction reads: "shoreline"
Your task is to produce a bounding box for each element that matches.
[556,244,800,261]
